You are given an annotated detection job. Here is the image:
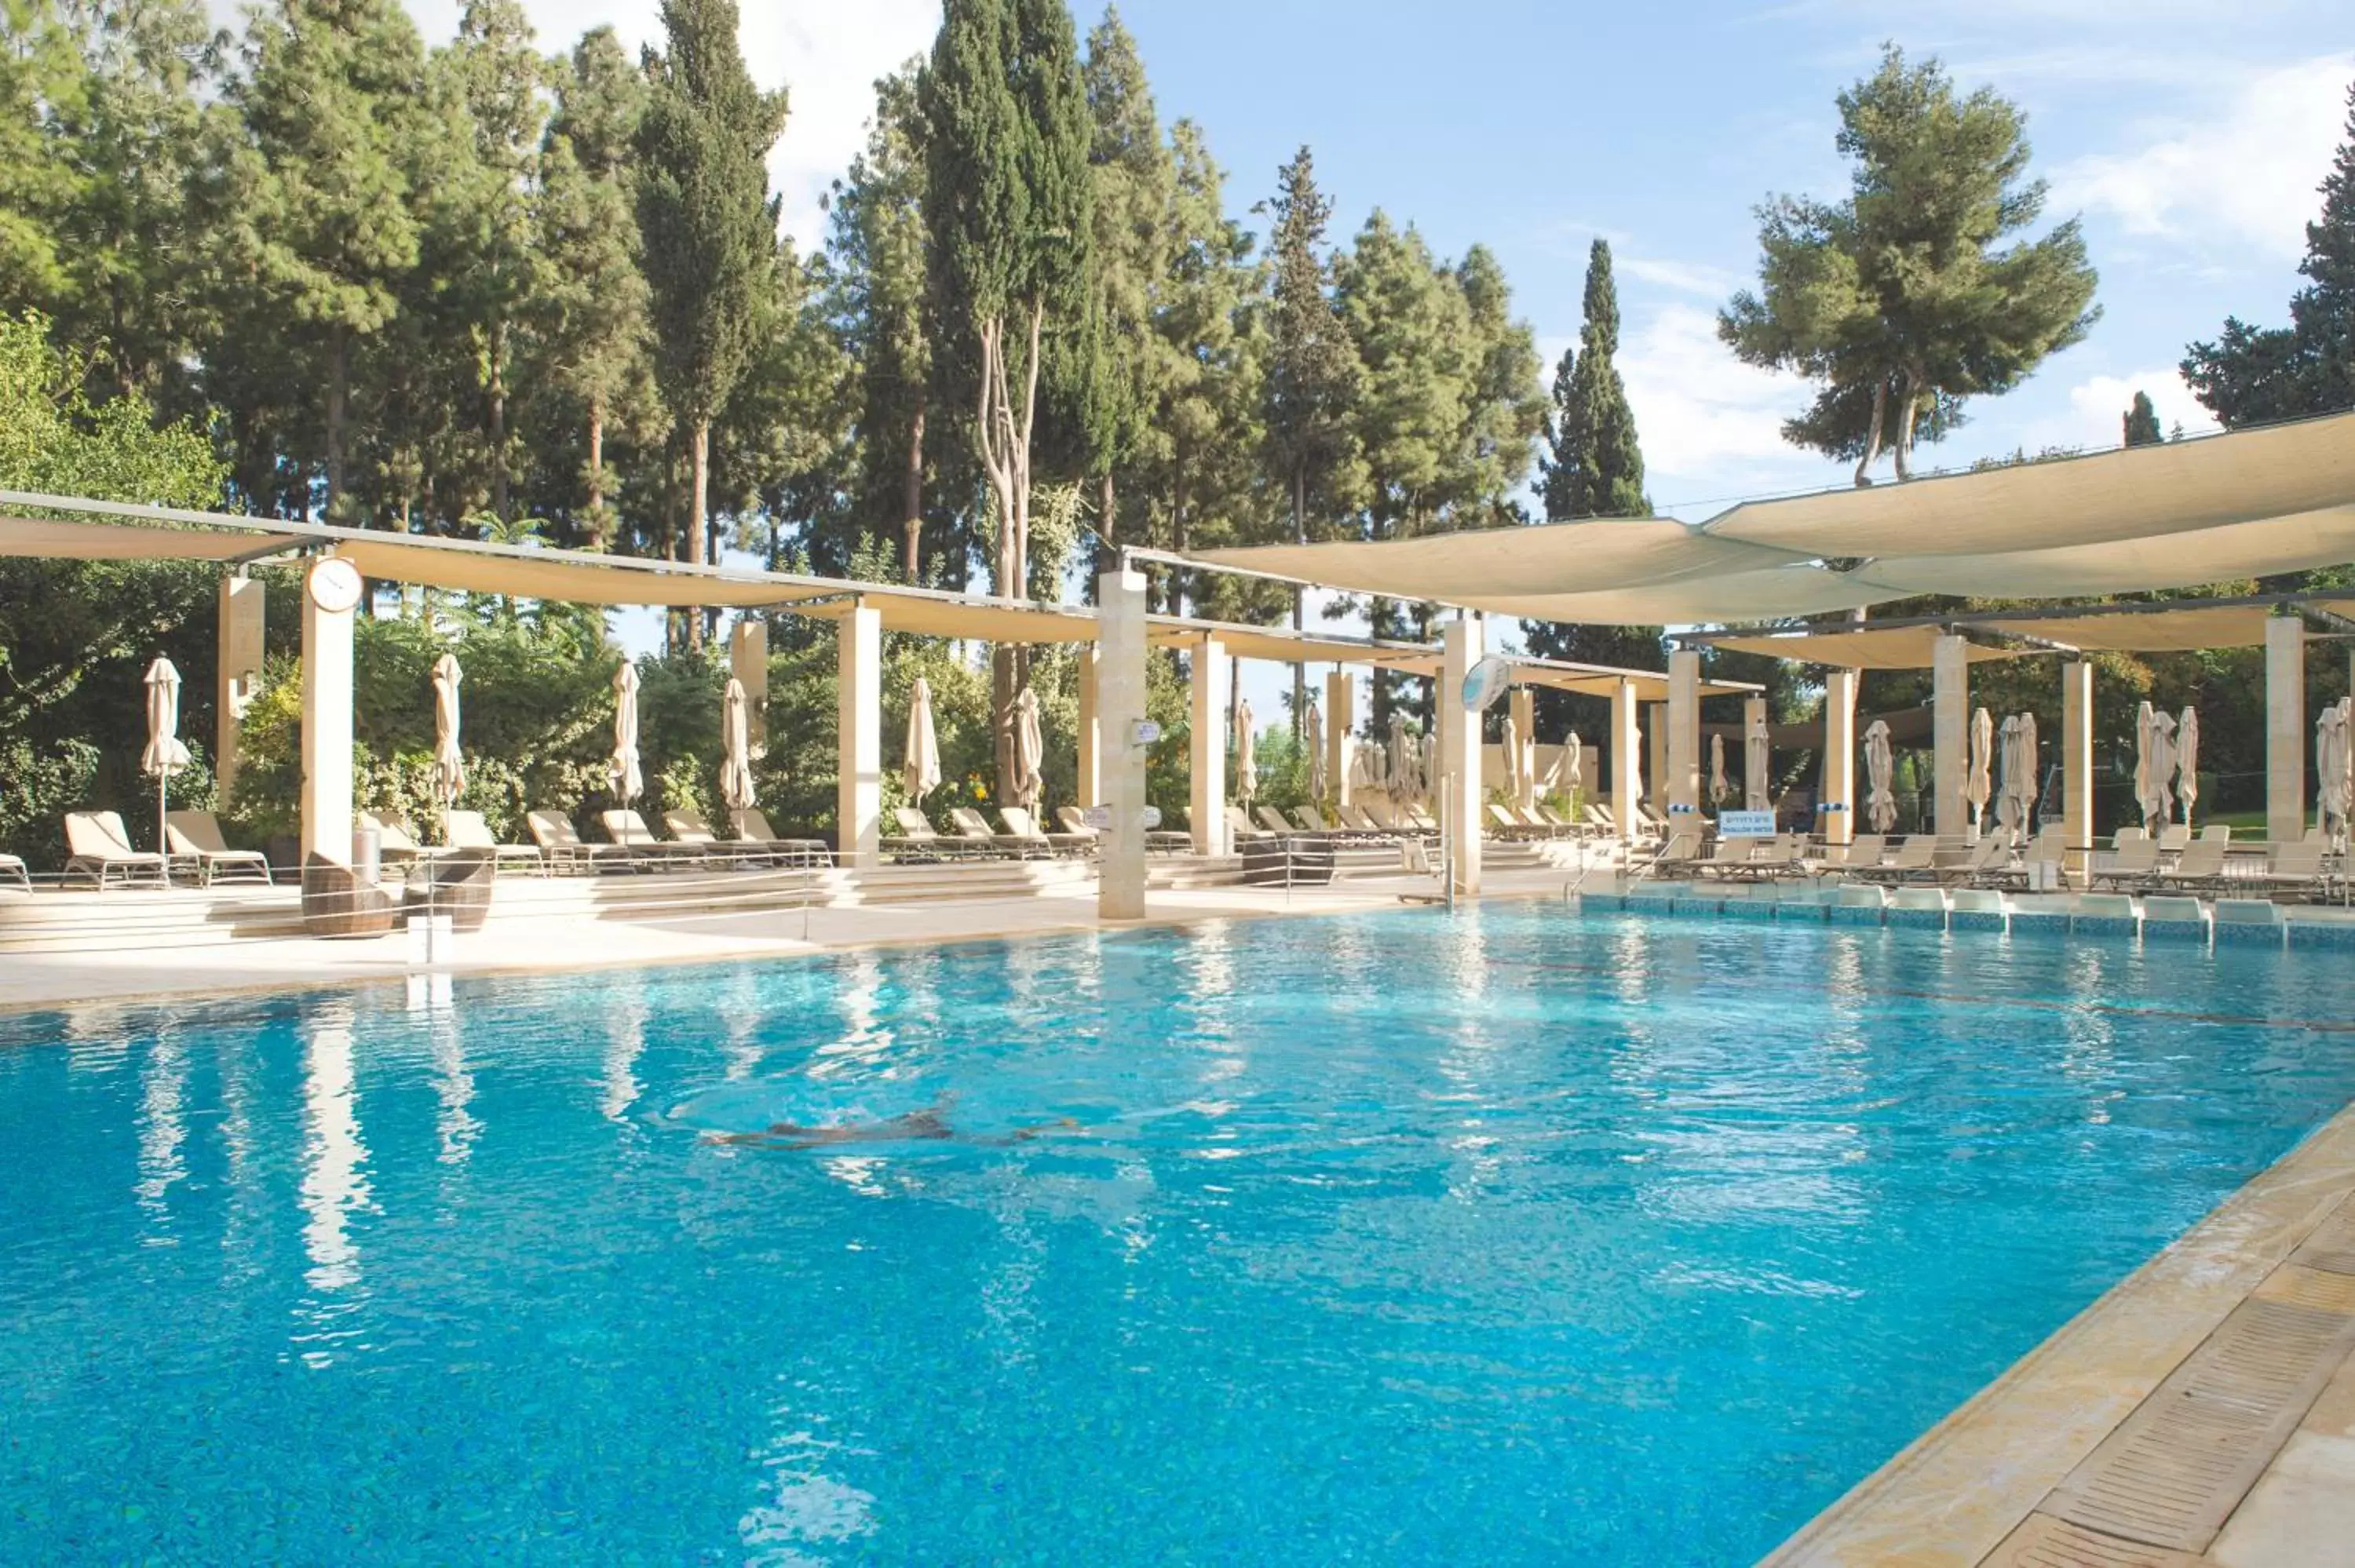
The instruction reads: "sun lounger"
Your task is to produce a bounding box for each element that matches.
[1225,804,1276,844]
[949,805,1042,859]
[0,853,27,890]
[1056,806,1104,846]
[444,809,543,875]
[2256,838,2332,899]
[2090,833,2160,889]
[1484,803,1547,841]
[1937,834,2012,887]
[1001,806,1090,857]
[601,808,699,868]
[1638,827,1707,877]
[356,811,440,862]
[1853,835,1939,884]
[163,810,273,885]
[882,806,962,860]
[64,811,169,889]
[2156,824,2192,854]
[526,809,633,873]
[1824,833,1886,870]
[1257,805,1302,837]
[2153,837,2233,894]
[2199,823,2231,843]
[729,808,831,867]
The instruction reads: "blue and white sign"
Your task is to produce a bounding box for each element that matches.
[1079,806,1112,830]
[1130,720,1163,746]
[1140,806,1163,830]
[1718,809,1776,838]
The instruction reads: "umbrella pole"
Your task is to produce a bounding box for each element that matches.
[158,772,167,869]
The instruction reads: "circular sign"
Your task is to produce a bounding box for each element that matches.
[308,556,363,614]
[1461,655,1511,713]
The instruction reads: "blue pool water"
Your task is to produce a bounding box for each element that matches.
[6,908,2355,1564]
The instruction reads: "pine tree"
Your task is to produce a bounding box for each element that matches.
[2123,389,2163,447]
[921,0,1096,782]
[635,0,788,587]
[1445,242,1545,530]
[1720,46,2099,484]
[1079,6,1172,543]
[2184,78,2355,426]
[530,26,657,545]
[226,0,429,519]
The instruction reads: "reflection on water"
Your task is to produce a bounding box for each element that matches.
[603,979,648,1125]
[133,1028,187,1235]
[294,998,370,1362]
[739,1382,878,1567]
[430,1006,479,1169]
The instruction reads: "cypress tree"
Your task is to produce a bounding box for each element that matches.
[1079,6,1173,545]
[1561,239,1646,517]
[2123,390,2163,447]
[635,0,787,589]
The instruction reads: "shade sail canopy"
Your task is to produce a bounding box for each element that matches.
[1377,651,1759,702]
[0,514,276,562]
[1175,411,2355,625]
[1709,625,2028,670]
[1145,616,1432,665]
[1961,604,2278,652]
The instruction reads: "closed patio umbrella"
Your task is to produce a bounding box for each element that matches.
[1233,698,1257,804]
[1744,708,1769,811]
[1387,713,1411,801]
[1010,687,1044,809]
[2176,706,2200,826]
[1708,732,1730,808]
[2317,698,2350,846]
[904,676,942,806]
[430,653,465,837]
[1995,717,2022,840]
[1863,718,1897,833]
[610,663,643,806]
[2133,701,2172,832]
[1561,731,1583,799]
[1966,707,1993,837]
[142,656,191,852]
[2012,712,2041,841]
[1500,712,1521,807]
[1305,696,1327,801]
[1519,725,1539,809]
[719,676,756,815]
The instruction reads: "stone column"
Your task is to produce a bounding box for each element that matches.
[2061,660,2094,884]
[1645,706,1667,818]
[2266,614,2306,844]
[1075,644,1101,808]
[835,602,882,866]
[217,574,265,805]
[1325,668,1353,808]
[728,618,769,757]
[1440,616,1485,895]
[299,556,359,866]
[1667,649,1701,823]
[1933,633,1969,837]
[1611,678,1641,842]
[1097,568,1148,919]
[1188,633,1229,855]
[1821,668,1857,847]
[1741,695,1769,811]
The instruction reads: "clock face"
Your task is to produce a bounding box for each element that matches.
[308,556,363,614]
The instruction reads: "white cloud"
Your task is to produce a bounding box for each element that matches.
[2052,53,2352,259]
[2016,367,2221,454]
[1616,257,1746,298]
[1608,304,1831,506]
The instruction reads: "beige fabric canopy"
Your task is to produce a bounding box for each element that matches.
[1959,604,2277,652]
[1708,625,2027,670]
[0,514,273,561]
[1182,410,2355,625]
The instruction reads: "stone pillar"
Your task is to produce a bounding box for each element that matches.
[1645,706,1667,817]
[1667,649,1702,823]
[2061,660,2094,883]
[1933,633,1969,837]
[1097,569,1148,920]
[1742,695,1770,811]
[728,618,769,757]
[217,574,265,805]
[1188,633,1229,855]
[1508,685,1536,808]
[1821,668,1857,847]
[1611,678,1641,842]
[1440,616,1484,895]
[1076,644,1101,808]
[835,602,882,866]
[299,556,360,866]
[1325,668,1353,808]
[2266,614,2306,844]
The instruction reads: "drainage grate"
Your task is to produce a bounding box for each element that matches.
[2039,1296,2355,1552]
[2257,1262,2355,1316]
[2290,1194,2355,1277]
[1988,1512,2205,1567]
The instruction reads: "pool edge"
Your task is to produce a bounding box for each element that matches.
[1758,1095,2355,1566]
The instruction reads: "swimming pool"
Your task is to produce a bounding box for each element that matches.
[5,907,2355,1563]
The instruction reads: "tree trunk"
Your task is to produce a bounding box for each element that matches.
[901,396,926,581]
[1369,596,1393,740]
[1170,442,1189,616]
[488,319,509,522]
[1292,468,1308,738]
[1892,368,1922,482]
[326,323,348,520]
[1853,377,1887,487]
[688,420,710,650]
[587,396,605,517]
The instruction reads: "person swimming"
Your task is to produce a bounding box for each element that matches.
[703,1094,1076,1150]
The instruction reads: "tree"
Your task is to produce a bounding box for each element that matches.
[635,0,787,592]
[921,0,1096,781]
[2123,389,2163,447]
[2183,78,2355,427]
[225,0,429,518]
[825,63,938,578]
[0,0,82,315]
[1720,46,2099,484]
[1079,6,1170,543]
[530,26,657,545]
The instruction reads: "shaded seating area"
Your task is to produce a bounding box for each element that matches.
[445,810,544,875]
[64,811,169,889]
[163,811,272,885]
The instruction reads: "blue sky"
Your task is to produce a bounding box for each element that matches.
[349,0,2353,691]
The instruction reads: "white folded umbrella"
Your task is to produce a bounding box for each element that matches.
[1232,698,1257,804]
[904,676,943,806]
[143,656,192,852]
[610,663,643,806]
[2175,706,2200,826]
[431,653,466,832]
[1863,718,1897,833]
[720,676,756,815]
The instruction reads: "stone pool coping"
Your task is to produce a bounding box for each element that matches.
[1762,1097,2355,1566]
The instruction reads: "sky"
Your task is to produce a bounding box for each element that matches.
[235,0,2355,698]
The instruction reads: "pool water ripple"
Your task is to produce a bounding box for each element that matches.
[5,906,2355,1563]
